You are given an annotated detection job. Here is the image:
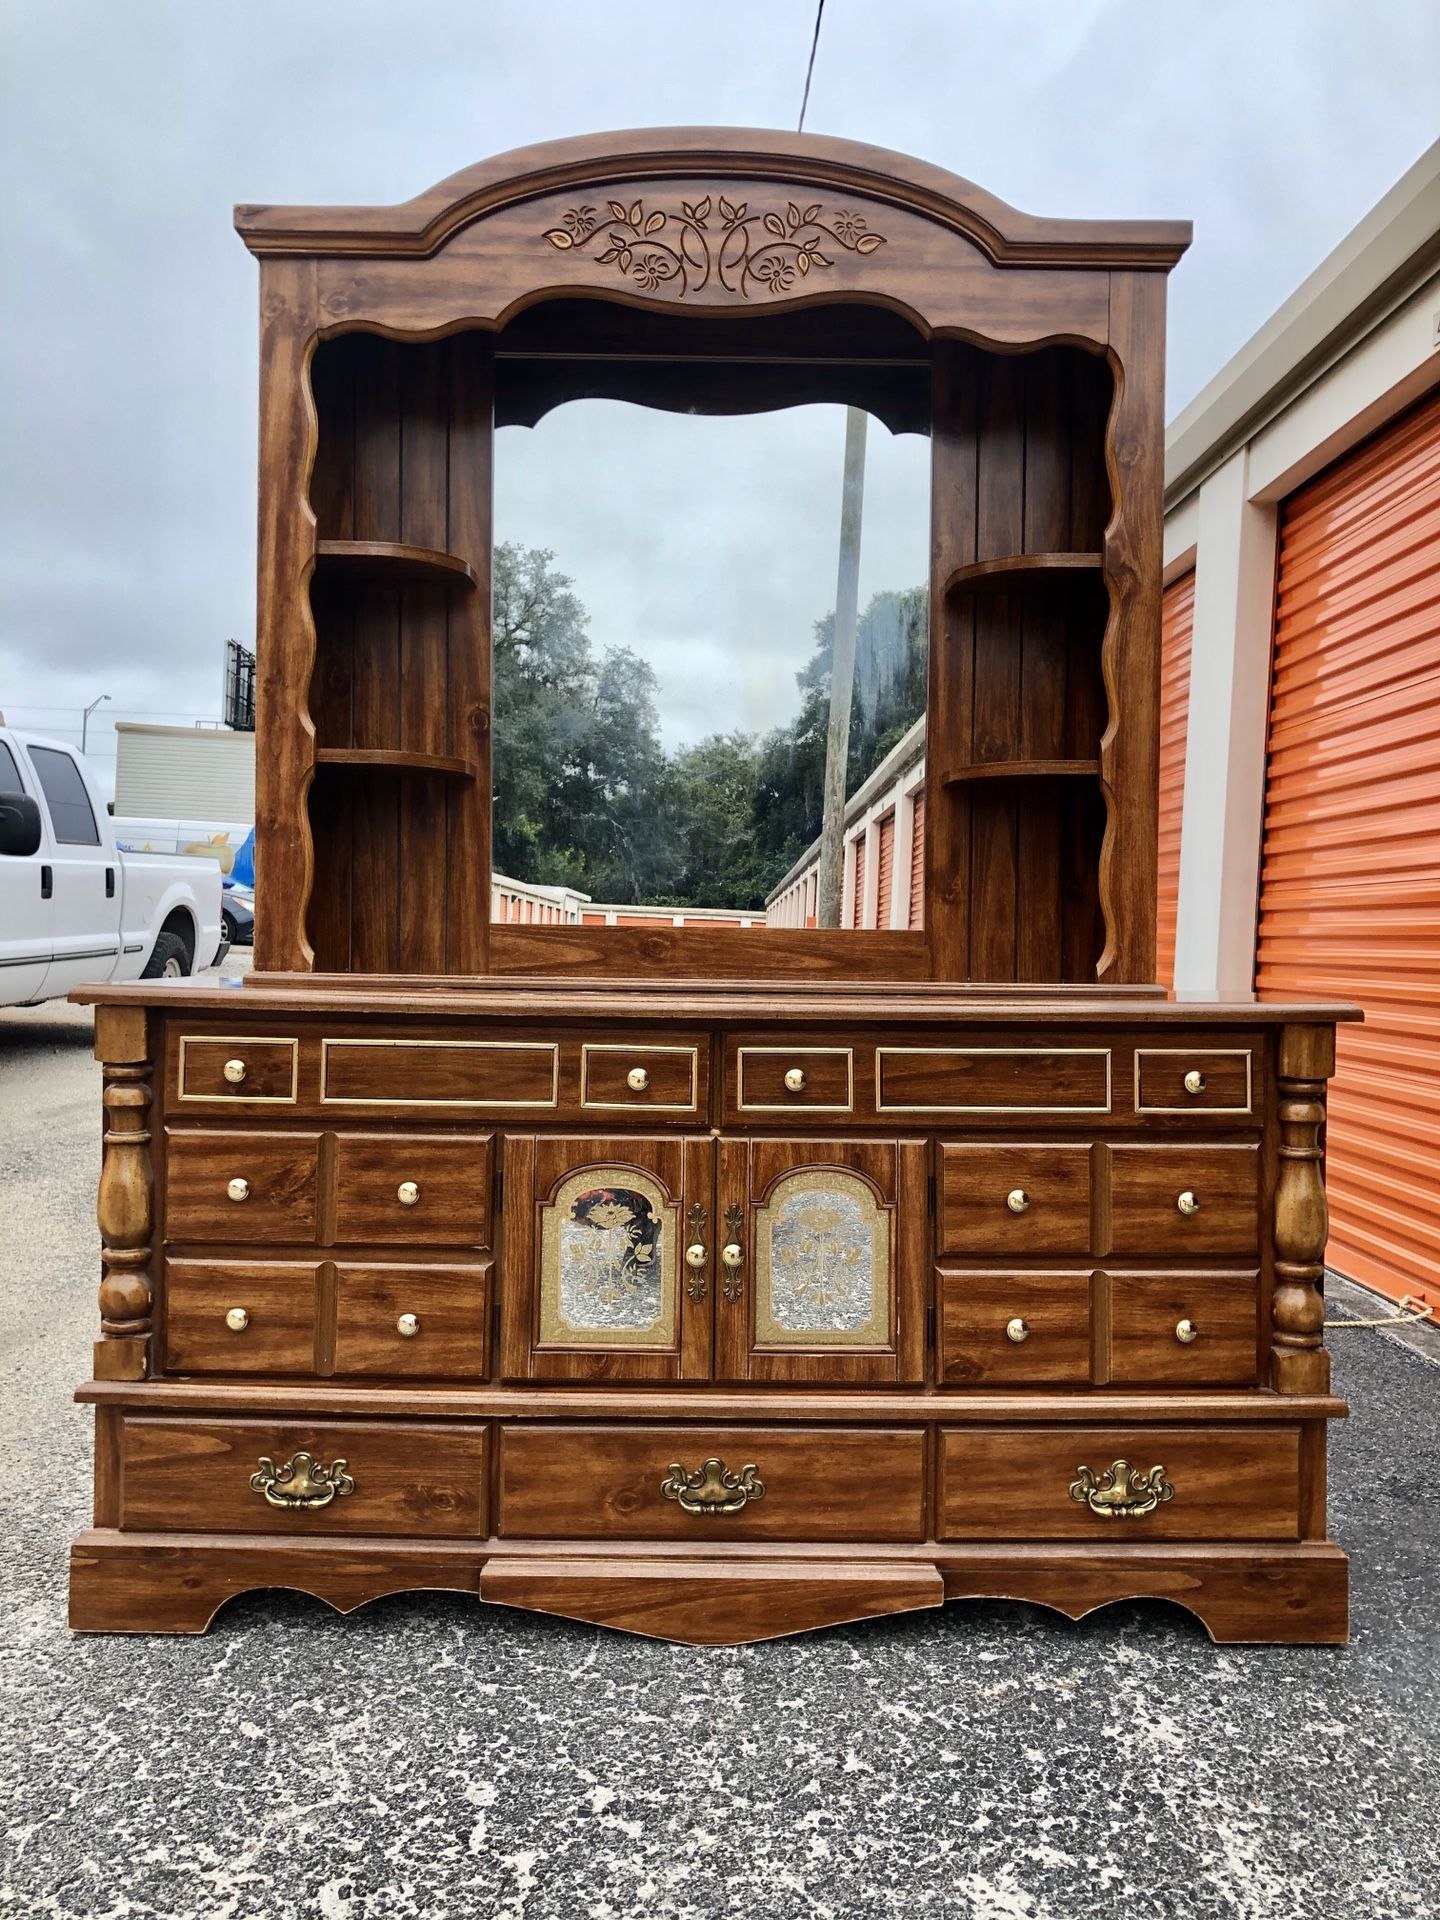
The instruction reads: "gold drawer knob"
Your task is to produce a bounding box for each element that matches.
[783,1067,806,1093]
[1175,1318,1199,1344]
[626,1065,650,1092]
[1006,1317,1030,1343]
[1006,1188,1030,1214]
[661,1457,764,1514]
[685,1243,707,1271]
[397,1181,420,1207]
[225,1307,249,1332]
[223,1058,247,1085]
[1177,1190,1200,1216]
[1183,1069,1206,1095]
[396,1312,420,1338]
[226,1176,249,1203]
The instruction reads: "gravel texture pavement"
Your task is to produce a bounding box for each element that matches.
[1,986,1437,1920]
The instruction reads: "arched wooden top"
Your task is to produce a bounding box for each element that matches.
[235,126,1191,270]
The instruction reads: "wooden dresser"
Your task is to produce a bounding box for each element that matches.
[69,130,1357,1645]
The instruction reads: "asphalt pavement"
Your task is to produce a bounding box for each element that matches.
[1,982,1437,1920]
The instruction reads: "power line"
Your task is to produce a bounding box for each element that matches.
[797,0,825,134]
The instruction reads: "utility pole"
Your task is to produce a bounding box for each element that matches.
[81,693,110,754]
[816,407,867,928]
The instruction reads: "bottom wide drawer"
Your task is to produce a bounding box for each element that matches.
[118,1418,488,1538]
[937,1426,1300,1542]
[497,1424,927,1543]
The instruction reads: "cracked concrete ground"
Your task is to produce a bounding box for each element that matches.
[2,991,1437,1920]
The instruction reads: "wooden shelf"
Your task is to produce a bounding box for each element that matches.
[313,748,478,779]
[314,540,478,589]
[941,759,1101,786]
[944,552,1104,594]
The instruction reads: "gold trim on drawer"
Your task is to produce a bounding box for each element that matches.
[177,1036,299,1104]
[735,1046,854,1113]
[1133,1048,1253,1116]
[319,1038,559,1108]
[874,1047,1112,1115]
[580,1043,700,1112]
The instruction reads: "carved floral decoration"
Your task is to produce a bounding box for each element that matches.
[542,195,887,299]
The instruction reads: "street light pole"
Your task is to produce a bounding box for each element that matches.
[81,693,110,755]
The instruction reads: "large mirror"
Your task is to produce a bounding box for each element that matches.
[490,376,931,934]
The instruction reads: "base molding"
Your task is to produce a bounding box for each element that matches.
[69,1532,1349,1645]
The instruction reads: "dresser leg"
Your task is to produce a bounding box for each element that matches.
[68,1533,483,1635]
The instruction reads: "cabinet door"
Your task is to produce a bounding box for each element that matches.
[499,1134,713,1382]
[716,1138,926,1384]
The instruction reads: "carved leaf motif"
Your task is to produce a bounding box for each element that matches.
[787,202,801,228]
[693,195,712,220]
[543,229,574,250]
[855,232,885,253]
[643,211,666,235]
[798,252,810,274]
[718,194,737,222]
[803,202,820,222]
[608,200,627,220]
[628,200,642,224]
[763,212,786,236]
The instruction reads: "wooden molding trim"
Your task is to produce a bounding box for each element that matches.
[235,128,1192,269]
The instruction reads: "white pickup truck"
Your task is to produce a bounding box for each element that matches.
[0,721,228,1008]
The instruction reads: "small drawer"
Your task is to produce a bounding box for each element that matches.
[333,1132,493,1246]
[1135,1049,1253,1115]
[1110,1145,1259,1256]
[321,1038,558,1109]
[497,1424,926,1542]
[877,1048,1111,1115]
[164,1129,320,1244]
[163,1259,316,1373]
[177,1036,299,1104]
[734,1046,854,1113]
[334,1261,492,1378]
[937,1426,1300,1541]
[937,1270,1091,1385]
[118,1418,489,1537]
[581,1043,700,1113]
[938,1144,1092,1255]
[1107,1270,1259,1386]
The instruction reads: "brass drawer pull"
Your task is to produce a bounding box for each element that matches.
[1070,1460,1174,1519]
[685,1203,708,1302]
[720,1205,745,1301]
[1175,1318,1199,1344]
[783,1067,806,1093]
[626,1065,650,1092]
[1006,1188,1030,1214]
[1183,1069,1205,1095]
[225,1307,250,1333]
[661,1457,765,1515]
[223,1058,247,1085]
[249,1451,355,1510]
[1006,1317,1030,1343]
[1177,1190,1200,1216]
[397,1181,420,1207]
[226,1176,249,1203]
[396,1312,420,1338]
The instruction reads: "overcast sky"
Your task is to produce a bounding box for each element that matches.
[2,0,1437,791]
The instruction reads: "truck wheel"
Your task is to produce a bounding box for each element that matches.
[142,930,191,979]
[222,909,239,945]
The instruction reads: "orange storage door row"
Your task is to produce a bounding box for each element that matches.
[1156,570,1195,990]
[1257,388,1440,1313]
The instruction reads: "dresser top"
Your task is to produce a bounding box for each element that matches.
[72,977,1361,1026]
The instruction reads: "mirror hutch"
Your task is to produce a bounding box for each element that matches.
[70,130,1355,1644]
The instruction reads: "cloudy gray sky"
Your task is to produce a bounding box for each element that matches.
[2,0,1437,790]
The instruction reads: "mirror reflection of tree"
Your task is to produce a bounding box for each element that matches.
[491,539,927,910]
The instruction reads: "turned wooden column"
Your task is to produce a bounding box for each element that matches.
[1271,1024,1335,1394]
[93,1006,155,1383]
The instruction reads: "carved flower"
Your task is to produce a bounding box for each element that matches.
[752,255,796,293]
[564,204,597,237]
[831,210,867,245]
[633,252,676,290]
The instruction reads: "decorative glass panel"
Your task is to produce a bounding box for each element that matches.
[538,1166,678,1348]
[754,1168,891,1348]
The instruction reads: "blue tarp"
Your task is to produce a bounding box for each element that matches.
[231,827,255,888]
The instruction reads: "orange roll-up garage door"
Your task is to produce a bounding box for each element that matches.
[908,791,925,928]
[1157,571,1195,989]
[1256,389,1440,1312]
[875,812,896,928]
